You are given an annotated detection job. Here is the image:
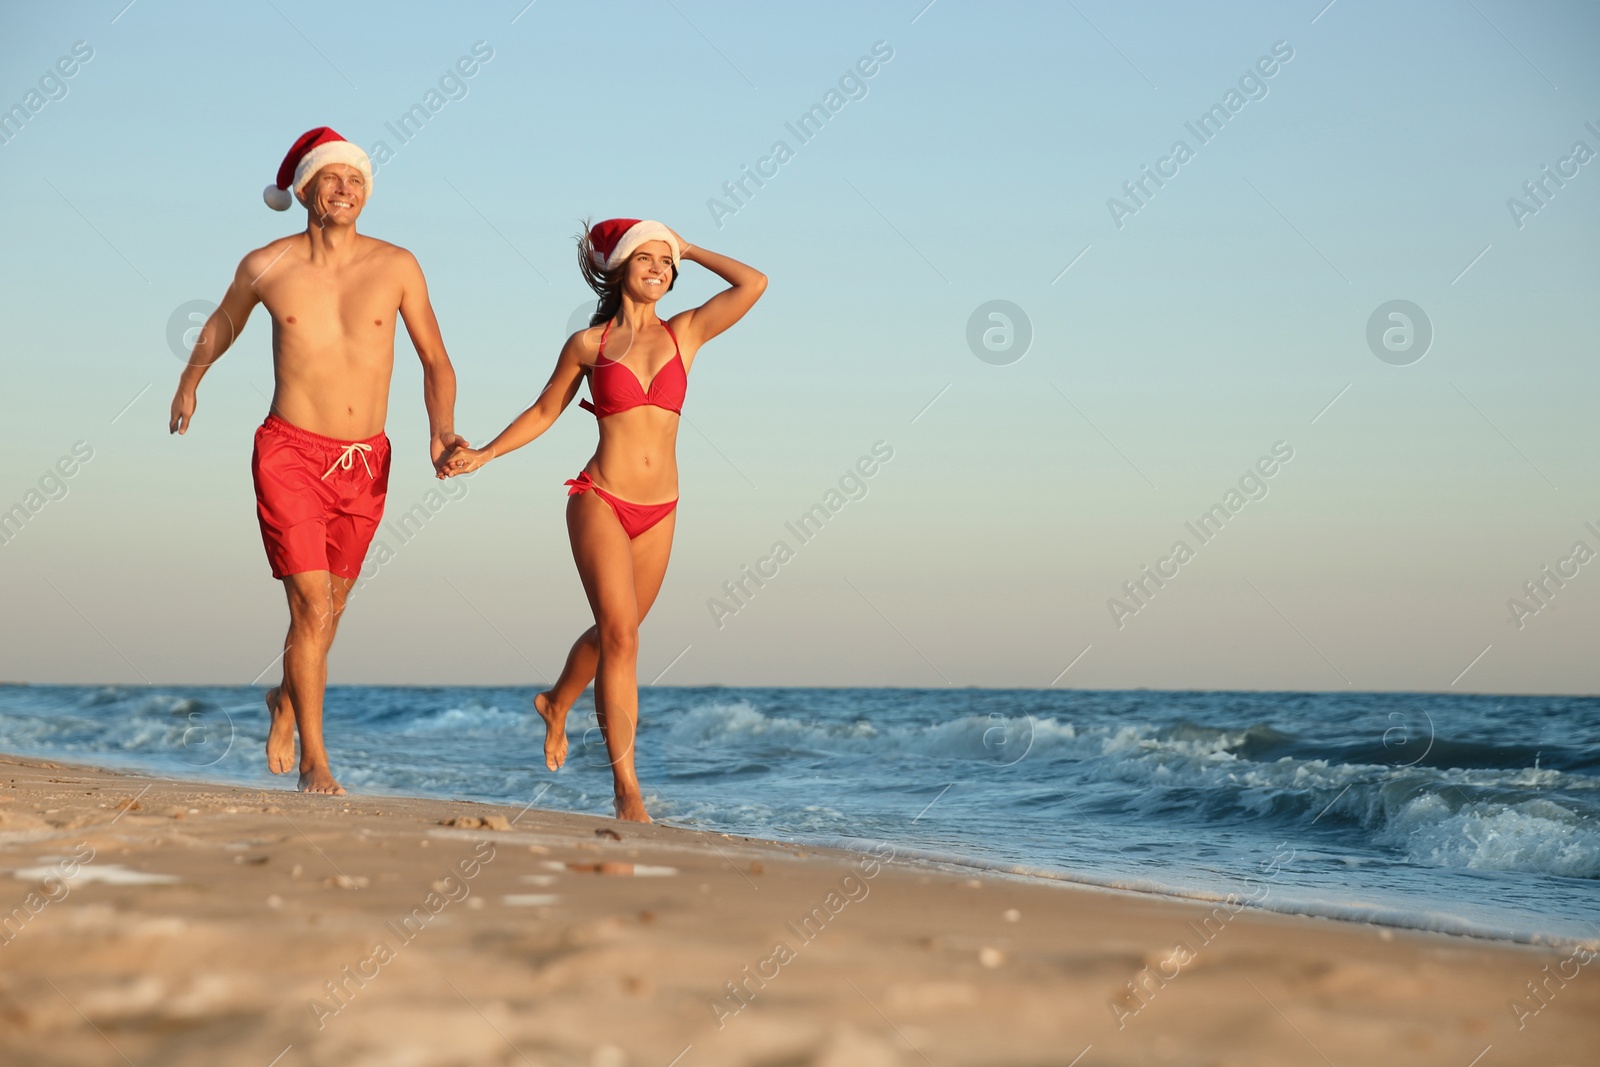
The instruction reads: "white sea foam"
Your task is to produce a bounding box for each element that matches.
[1376,793,1600,878]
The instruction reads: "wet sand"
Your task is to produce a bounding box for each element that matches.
[1,753,1594,1066]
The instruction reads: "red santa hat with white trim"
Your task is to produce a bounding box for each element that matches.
[263,127,373,210]
[588,218,681,271]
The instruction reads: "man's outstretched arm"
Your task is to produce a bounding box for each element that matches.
[396,251,463,475]
[170,256,261,434]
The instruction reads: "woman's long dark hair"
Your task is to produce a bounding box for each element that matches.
[576,219,678,328]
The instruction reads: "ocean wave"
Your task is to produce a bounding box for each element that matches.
[1077,733,1600,879]
[394,702,530,736]
[657,700,1600,879]
[660,699,1075,764]
[1375,792,1600,878]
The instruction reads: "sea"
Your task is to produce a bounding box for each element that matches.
[2,684,1596,948]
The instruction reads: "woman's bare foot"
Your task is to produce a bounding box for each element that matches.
[264,687,296,774]
[614,793,651,823]
[298,766,346,795]
[534,691,568,771]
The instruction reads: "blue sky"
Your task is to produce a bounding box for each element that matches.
[1,0,1596,692]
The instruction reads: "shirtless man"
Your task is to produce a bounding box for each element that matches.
[168,127,463,794]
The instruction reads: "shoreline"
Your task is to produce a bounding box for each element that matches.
[808,837,1600,953]
[3,752,1597,1065]
[10,735,1596,953]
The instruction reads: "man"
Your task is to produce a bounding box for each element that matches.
[169,127,464,794]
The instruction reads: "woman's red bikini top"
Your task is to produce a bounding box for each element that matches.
[579,319,687,418]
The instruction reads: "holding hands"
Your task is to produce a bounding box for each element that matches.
[430,433,471,480]
[440,443,491,477]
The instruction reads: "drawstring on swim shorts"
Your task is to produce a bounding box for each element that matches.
[321,442,374,481]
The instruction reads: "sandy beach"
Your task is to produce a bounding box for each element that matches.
[0,753,1593,1067]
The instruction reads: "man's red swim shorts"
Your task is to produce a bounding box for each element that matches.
[251,414,391,581]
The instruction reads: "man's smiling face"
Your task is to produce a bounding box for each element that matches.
[300,163,367,225]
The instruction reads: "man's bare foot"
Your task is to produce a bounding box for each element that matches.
[614,793,651,823]
[298,766,346,795]
[534,691,568,771]
[265,687,296,775]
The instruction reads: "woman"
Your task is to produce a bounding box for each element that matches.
[443,219,766,821]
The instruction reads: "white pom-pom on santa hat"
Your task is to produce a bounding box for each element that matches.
[263,184,294,211]
[263,126,372,211]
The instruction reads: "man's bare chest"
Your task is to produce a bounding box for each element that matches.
[260,268,402,338]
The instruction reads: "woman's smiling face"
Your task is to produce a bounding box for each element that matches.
[621,240,676,303]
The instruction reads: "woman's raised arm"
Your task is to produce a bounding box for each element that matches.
[670,232,767,351]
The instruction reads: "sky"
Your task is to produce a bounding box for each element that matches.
[0,0,1596,692]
